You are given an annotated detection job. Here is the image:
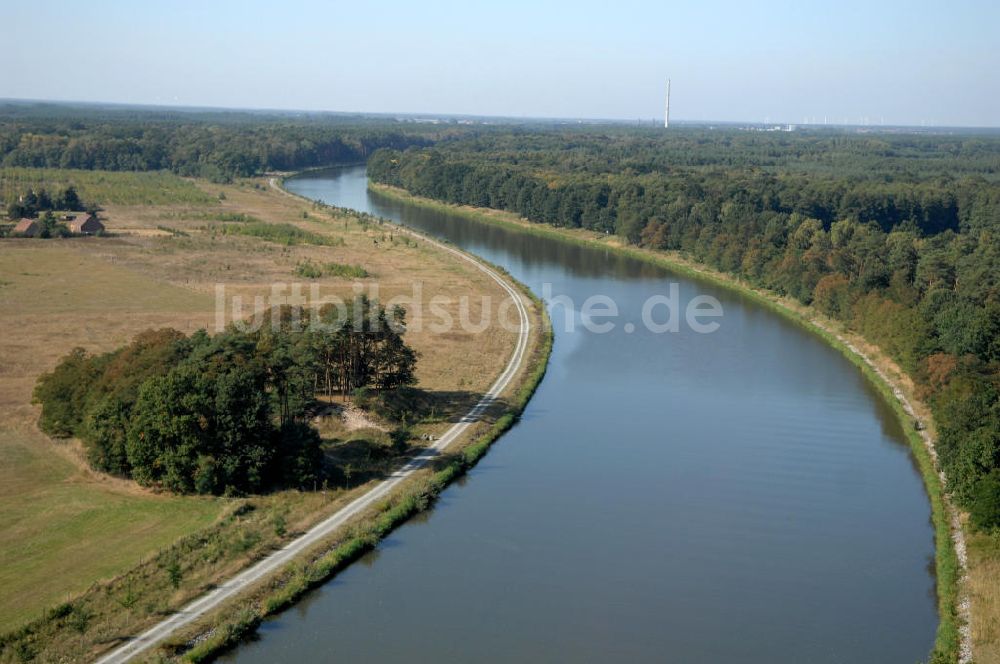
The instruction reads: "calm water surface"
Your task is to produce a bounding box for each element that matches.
[224,165,937,662]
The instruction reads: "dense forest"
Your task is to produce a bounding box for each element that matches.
[368,130,1000,527]
[33,300,417,495]
[0,103,442,181]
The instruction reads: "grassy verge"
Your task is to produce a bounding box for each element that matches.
[369,182,963,663]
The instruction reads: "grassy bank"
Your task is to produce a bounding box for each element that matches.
[369,182,964,663]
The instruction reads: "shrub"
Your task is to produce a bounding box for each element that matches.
[323,262,369,278]
[220,221,332,245]
[32,348,99,437]
[294,261,323,279]
[970,472,1000,531]
[294,260,368,279]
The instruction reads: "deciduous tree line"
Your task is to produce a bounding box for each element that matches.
[33,300,417,495]
[0,106,437,181]
[368,130,1000,528]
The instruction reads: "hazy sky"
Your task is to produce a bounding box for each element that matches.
[2,0,998,126]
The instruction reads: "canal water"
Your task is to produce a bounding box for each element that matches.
[223,165,937,662]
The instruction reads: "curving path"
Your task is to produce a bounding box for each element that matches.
[93,179,533,664]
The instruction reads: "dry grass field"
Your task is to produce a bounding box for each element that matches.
[968,533,1000,661]
[0,170,518,634]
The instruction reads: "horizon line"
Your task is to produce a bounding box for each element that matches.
[1,96,998,132]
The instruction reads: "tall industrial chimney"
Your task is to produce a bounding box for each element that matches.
[664,79,671,128]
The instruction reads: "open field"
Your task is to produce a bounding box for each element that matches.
[0,246,223,630]
[967,534,1000,662]
[0,170,523,646]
